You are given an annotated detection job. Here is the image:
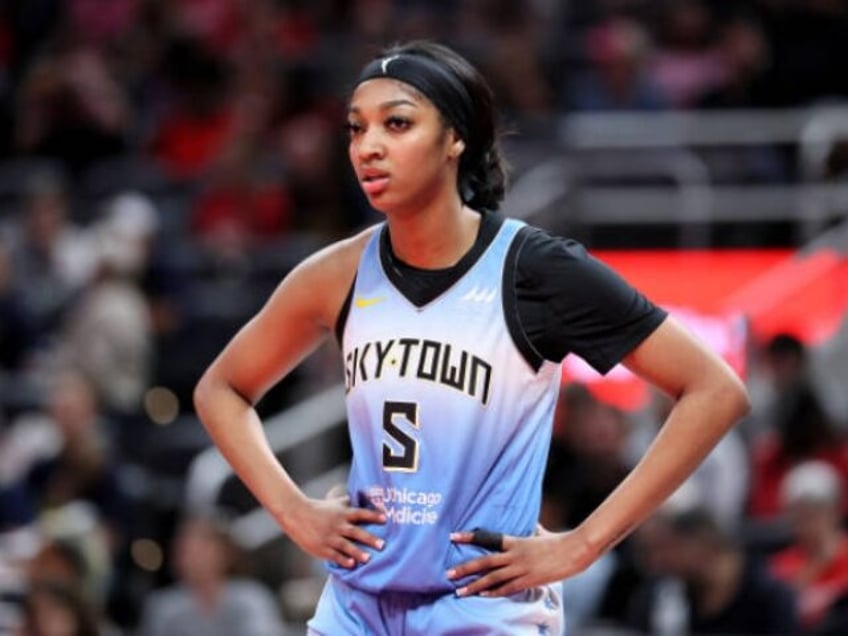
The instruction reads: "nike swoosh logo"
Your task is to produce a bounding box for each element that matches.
[355,296,385,309]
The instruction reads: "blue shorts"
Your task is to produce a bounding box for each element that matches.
[307,575,565,635]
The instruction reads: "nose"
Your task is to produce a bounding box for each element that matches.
[353,127,385,162]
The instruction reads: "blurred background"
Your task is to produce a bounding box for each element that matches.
[0,0,847,634]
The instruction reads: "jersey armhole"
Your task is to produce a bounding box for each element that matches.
[502,228,545,373]
[334,274,356,347]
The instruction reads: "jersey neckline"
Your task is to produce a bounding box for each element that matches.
[379,211,504,308]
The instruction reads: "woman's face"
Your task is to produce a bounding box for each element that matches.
[347,78,463,215]
[173,519,231,585]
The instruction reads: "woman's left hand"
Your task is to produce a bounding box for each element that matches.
[447,526,596,597]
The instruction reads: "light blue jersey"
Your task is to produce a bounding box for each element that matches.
[334,218,562,595]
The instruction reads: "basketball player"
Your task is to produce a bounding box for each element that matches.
[193,41,750,635]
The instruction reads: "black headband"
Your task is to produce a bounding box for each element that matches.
[356,53,474,147]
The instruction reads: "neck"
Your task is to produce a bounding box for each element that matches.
[385,196,480,269]
[192,577,224,611]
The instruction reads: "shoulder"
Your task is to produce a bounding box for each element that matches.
[223,580,285,622]
[510,224,616,294]
[512,224,590,272]
[296,224,378,285]
[510,222,648,312]
[277,224,379,330]
[226,578,278,602]
[143,586,191,616]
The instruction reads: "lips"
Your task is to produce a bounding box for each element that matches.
[361,168,390,196]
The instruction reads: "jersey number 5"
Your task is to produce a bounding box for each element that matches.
[382,401,419,472]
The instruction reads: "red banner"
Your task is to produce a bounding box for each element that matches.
[564,248,848,410]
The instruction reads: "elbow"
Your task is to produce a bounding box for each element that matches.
[193,371,212,420]
[193,366,223,422]
[719,372,752,425]
[193,364,254,422]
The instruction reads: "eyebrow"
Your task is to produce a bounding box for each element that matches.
[348,99,419,114]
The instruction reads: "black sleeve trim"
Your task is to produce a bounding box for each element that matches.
[593,308,667,374]
[502,227,545,373]
[334,275,355,347]
[513,227,668,374]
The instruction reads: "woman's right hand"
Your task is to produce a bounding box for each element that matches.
[279,495,387,568]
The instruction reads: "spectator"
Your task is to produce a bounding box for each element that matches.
[0,238,35,371]
[746,332,811,441]
[0,368,130,542]
[57,192,156,413]
[567,16,668,111]
[648,0,726,108]
[275,111,348,237]
[149,38,235,180]
[771,461,848,632]
[699,15,772,109]
[3,171,96,338]
[16,580,101,636]
[191,132,291,254]
[13,41,130,174]
[638,388,750,532]
[24,501,114,613]
[541,384,635,629]
[629,507,800,634]
[66,0,138,50]
[171,0,247,61]
[455,0,554,117]
[542,384,630,530]
[748,382,848,519]
[140,512,288,636]
[696,15,788,184]
[764,333,809,393]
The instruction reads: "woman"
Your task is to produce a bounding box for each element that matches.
[17,581,100,636]
[140,513,287,636]
[194,40,750,635]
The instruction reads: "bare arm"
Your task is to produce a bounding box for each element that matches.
[193,252,332,515]
[193,230,386,567]
[577,315,750,555]
[450,316,750,595]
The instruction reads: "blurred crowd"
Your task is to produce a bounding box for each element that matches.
[0,0,847,634]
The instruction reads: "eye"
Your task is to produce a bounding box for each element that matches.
[345,120,363,136]
[385,116,412,132]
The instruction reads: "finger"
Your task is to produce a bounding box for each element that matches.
[449,531,475,544]
[342,523,386,550]
[324,548,356,569]
[346,507,388,525]
[446,553,509,580]
[457,565,520,597]
[480,576,531,598]
[330,536,372,564]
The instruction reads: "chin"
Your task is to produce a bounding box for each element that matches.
[366,197,408,217]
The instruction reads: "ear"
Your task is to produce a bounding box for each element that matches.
[448,131,466,160]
